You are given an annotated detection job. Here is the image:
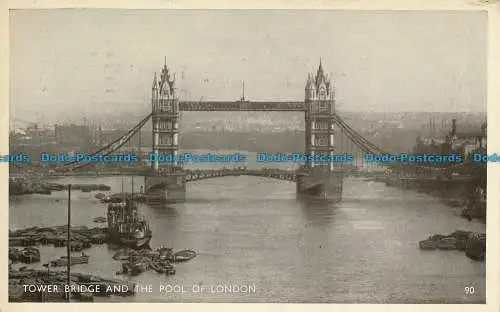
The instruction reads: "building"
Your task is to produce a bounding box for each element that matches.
[450,118,487,158]
[413,118,487,159]
[54,124,94,151]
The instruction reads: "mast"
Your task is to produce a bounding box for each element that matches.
[240,80,246,101]
[121,175,124,202]
[66,184,72,302]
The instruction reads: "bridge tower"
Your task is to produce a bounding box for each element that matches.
[146,58,186,202]
[297,60,343,201]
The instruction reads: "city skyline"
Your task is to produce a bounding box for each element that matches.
[10,9,487,124]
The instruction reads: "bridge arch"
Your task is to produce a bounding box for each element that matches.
[145,168,298,193]
[183,171,298,183]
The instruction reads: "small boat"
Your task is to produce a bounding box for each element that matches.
[19,247,41,264]
[150,262,166,273]
[158,248,173,261]
[130,262,147,276]
[94,193,106,200]
[172,249,197,262]
[101,197,123,203]
[93,217,107,223]
[51,253,89,267]
[163,262,176,275]
[419,240,437,250]
[149,261,176,275]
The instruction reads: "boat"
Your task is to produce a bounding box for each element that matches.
[156,246,173,260]
[150,261,176,275]
[18,247,41,264]
[419,234,457,250]
[172,249,197,262]
[93,217,107,223]
[101,196,124,204]
[94,193,106,199]
[163,262,176,275]
[51,252,89,267]
[106,177,152,250]
[150,262,166,273]
[126,261,147,276]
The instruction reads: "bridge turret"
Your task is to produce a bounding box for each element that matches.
[170,73,177,98]
[152,72,158,111]
[152,72,158,90]
[305,73,315,101]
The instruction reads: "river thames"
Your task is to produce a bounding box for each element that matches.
[9,151,486,303]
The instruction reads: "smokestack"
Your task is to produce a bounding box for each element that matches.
[433,117,436,136]
[451,118,457,136]
[431,116,435,137]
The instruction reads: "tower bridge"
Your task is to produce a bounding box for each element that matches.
[57,58,471,203]
[145,58,341,202]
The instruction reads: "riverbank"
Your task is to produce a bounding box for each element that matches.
[374,175,486,224]
[9,178,52,195]
[9,177,111,196]
[9,225,107,250]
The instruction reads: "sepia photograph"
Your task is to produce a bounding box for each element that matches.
[5,7,493,305]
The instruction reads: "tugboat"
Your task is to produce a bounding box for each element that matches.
[106,177,152,250]
[107,199,152,249]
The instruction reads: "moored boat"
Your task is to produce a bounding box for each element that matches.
[130,262,147,276]
[94,193,106,199]
[51,252,89,267]
[18,247,41,264]
[93,217,107,223]
[150,262,165,273]
[106,178,152,250]
[172,249,197,262]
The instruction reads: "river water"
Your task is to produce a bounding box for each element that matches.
[9,151,486,303]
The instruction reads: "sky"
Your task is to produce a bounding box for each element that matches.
[9,9,487,124]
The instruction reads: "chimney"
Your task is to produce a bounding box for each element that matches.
[451,118,457,136]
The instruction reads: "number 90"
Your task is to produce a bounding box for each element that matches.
[464,286,475,295]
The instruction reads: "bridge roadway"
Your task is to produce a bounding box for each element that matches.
[40,167,302,182]
[34,166,366,181]
[178,101,306,112]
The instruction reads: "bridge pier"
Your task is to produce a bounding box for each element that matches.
[144,174,186,203]
[296,168,343,202]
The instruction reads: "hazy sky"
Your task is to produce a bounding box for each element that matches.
[10,9,487,123]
